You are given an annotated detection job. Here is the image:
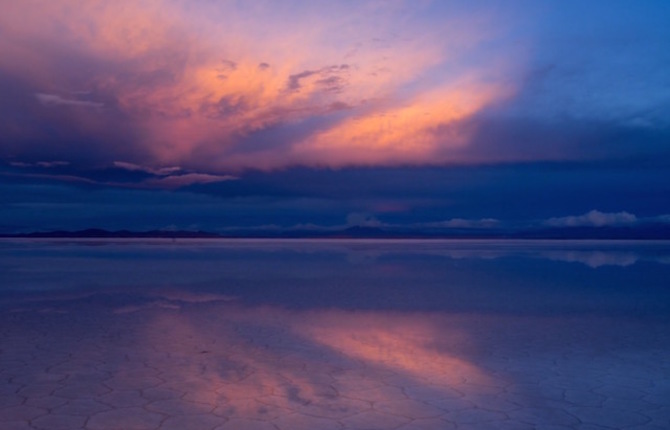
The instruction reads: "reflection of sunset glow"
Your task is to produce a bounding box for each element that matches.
[292,310,488,386]
[4,279,668,429]
[121,302,493,427]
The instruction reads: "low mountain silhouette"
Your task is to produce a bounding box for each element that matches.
[3,223,670,239]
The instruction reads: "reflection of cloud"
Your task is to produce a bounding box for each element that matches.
[545,210,637,227]
[541,250,639,268]
[7,298,489,426]
[5,283,668,429]
[128,303,490,423]
[332,240,670,268]
[293,310,486,387]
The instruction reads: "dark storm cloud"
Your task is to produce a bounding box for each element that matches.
[3,159,670,234]
[0,67,147,167]
[449,113,670,166]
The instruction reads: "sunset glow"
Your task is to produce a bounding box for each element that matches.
[0,1,668,234]
[0,0,521,171]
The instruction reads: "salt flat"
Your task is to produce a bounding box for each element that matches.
[1,239,669,429]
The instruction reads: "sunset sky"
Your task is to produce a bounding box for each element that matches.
[1,0,669,233]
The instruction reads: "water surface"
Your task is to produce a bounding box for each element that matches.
[1,239,669,429]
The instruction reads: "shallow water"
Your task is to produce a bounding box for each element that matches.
[1,239,669,429]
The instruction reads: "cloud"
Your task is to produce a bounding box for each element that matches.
[143,173,238,189]
[0,0,525,172]
[3,1,667,174]
[35,93,104,109]
[286,65,349,93]
[35,161,70,168]
[423,218,500,229]
[288,78,514,168]
[545,210,637,228]
[113,161,180,176]
[11,161,70,168]
[1,171,100,186]
[5,161,235,190]
[346,212,382,228]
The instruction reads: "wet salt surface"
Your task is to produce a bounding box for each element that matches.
[1,239,669,429]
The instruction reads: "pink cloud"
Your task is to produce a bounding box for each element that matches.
[0,1,526,172]
[289,79,514,168]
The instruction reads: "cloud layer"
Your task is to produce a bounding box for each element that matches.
[0,0,534,173]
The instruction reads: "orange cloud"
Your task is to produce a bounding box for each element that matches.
[291,78,514,167]
[0,1,525,172]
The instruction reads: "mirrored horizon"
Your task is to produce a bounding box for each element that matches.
[1,238,669,316]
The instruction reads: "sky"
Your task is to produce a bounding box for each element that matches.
[1,0,669,234]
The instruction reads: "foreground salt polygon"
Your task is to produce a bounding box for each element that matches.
[1,293,668,430]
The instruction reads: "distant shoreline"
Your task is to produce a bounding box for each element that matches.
[2,226,670,241]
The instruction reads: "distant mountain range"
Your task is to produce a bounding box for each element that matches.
[3,224,670,239]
